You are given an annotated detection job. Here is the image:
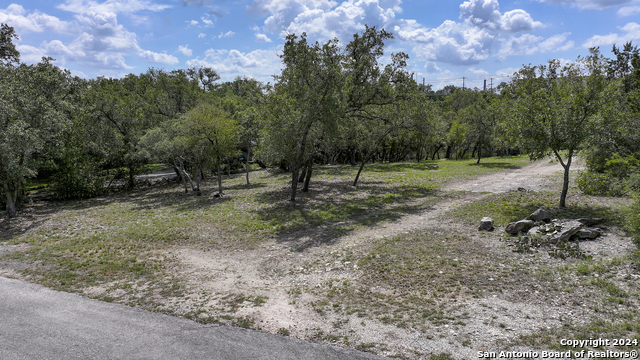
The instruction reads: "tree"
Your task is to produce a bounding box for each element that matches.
[456,91,496,164]
[259,33,343,201]
[499,49,610,207]
[1,58,76,216]
[84,74,165,188]
[213,77,267,185]
[177,102,240,195]
[0,23,20,64]
[187,66,220,93]
[342,25,413,186]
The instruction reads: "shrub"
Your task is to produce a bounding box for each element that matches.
[576,171,624,196]
[51,161,105,199]
[604,154,640,179]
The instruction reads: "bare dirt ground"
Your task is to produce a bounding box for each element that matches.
[154,158,638,359]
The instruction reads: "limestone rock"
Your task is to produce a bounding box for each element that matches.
[577,228,601,239]
[549,220,583,243]
[576,218,606,226]
[479,217,494,231]
[505,220,535,234]
[530,208,551,222]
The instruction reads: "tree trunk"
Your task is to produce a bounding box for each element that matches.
[195,165,202,196]
[128,164,135,189]
[173,164,188,193]
[217,159,223,195]
[476,141,482,164]
[353,152,371,187]
[290,166,300,202]
[555,150,573,208]
[302,162,313,192]
[245,146,251,185]
[4,180,16,218]
[298,166,307,183]
[432,145,442,160]
[445,144,452,159]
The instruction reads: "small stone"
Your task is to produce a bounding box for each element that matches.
[479,217,494,231]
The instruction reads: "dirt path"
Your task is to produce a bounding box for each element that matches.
[445,157,583,193]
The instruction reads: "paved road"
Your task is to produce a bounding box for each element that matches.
[0,277,383,360]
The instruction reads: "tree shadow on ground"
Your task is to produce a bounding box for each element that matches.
[468,162,524,170]
[362,161,441,173]
[255,178,441,252]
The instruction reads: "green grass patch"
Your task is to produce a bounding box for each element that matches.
[449,191,621,227]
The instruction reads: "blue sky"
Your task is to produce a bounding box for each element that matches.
[2,0,640,89]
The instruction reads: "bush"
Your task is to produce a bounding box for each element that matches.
[576,171,625,196]
[51,161,105,199]
[604,154,640,179]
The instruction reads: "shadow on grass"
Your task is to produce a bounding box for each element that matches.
[255,178,440,251]
[364,161,441,173]
[468,162,524,170]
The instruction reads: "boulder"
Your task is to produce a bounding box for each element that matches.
[479,217,494,231]
[576,218,606,226]
[530,208,551,222]
[549,220,583,243]
[505,220,535,235]
[577,227,601,239]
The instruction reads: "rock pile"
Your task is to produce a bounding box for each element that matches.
[502,208,605,242]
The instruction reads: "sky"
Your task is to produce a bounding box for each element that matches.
[2,0,640,89]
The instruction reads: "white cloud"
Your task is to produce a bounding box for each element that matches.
[201,17,214,27]
[57,0,172,14]
[468,66,488,75]
[424,61,442,74]
[255,33,272,42]
[0,4,80,35]
[186,48,281,83]
[459,0,543,33]
[618,5,640,16]
[218,30,235,38]
[139,50,179,65]
[43,39,86,59]
[535,0,632,10]
[393,1,552,67]
[250,0,401,42]
[15,44,46,63]
[583,22,640,47]
[94,52,131,69]
[190,20,199,26]
[198,33,206,38]
[498,32,573,59]
[396,19,495,65]
[538,32,574,52]
[178,45,192,56]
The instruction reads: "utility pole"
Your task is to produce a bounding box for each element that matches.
[484,79,486,91]
[462,76,466,90]
[490,78,493,93]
